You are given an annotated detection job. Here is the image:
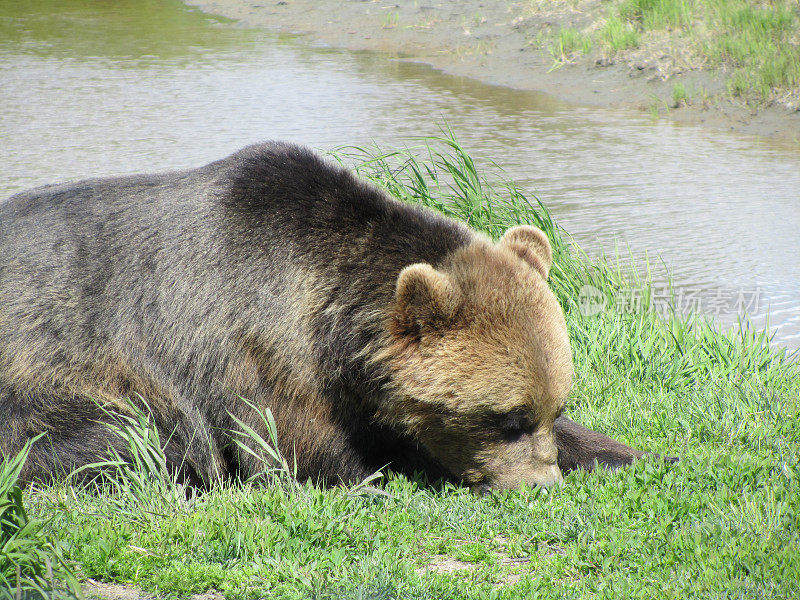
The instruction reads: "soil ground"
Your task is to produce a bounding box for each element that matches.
[84,580,223,600]
[186,0,800,142]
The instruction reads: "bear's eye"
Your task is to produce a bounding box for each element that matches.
[495,409,535,441]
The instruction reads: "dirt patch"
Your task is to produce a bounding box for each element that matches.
[84,580,223,600]
[415,555,534,586]
[84,581,154,600]
[415,540,564,586]
[186,0,800,142]
[416,557,477,576]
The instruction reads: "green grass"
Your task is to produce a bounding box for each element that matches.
[538,0,800,106]
[618,0,694,30]
[4,136,800,599]
[705,1,800,100]
[1,438,80,599]
[672,81,688,105]
[601,16,641,51]
[550,27,593,62]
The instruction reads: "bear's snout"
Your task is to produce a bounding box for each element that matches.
[530,462,564,488]
[472,464,564,494]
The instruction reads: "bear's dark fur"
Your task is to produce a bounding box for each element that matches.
[0,143,649,489]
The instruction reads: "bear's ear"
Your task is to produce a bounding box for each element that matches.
[499,225,553,279]
[394,263,459,336]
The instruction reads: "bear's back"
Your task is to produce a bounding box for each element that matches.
[0,143,475,401]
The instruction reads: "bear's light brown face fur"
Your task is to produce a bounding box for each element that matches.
[381,226,573,490]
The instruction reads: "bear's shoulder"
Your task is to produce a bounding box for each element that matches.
[214,142,356,195]
[210,142,373,215]
[209,143,477,277]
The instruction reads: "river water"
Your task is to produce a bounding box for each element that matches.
[2,0,799,351]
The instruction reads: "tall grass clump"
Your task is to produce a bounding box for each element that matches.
[70,397,318,524]
[550,27,593,63]
[601,15,641,51]
[73,400,197,527]
[227,396,299,487]
[1,440,80,599]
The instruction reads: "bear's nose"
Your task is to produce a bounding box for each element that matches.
[533,463,564,488]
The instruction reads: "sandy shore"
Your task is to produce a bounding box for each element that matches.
[187,0,800,142]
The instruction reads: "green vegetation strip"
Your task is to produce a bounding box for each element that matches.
[2,136,799,599]
[547,0,800,105]
[1,439,80,599]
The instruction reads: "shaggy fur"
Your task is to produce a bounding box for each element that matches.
[0,143,649,489]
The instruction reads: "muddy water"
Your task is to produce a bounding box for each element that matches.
[2,0,799,350]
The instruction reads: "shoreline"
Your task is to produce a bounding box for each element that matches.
[187,0,800,144]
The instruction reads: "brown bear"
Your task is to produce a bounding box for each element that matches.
[0,142,651,490]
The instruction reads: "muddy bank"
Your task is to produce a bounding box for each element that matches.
[186,0,800,142]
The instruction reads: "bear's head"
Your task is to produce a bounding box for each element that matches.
[381,225,572,490]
